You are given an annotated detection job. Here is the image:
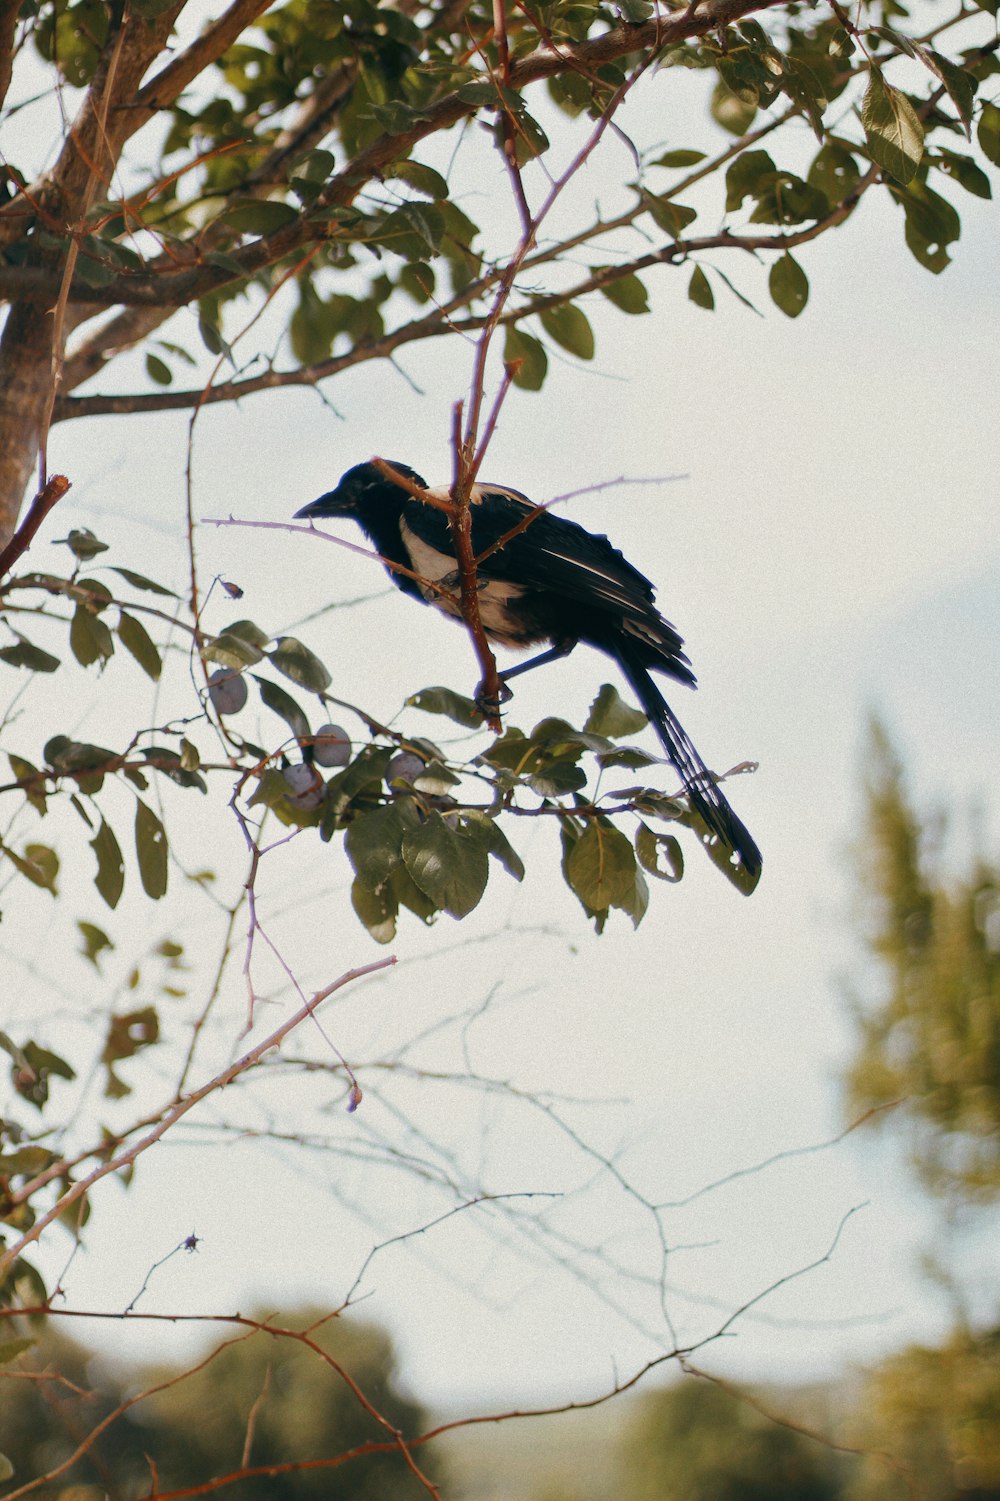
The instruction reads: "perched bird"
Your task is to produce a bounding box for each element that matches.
[295,461,761,886]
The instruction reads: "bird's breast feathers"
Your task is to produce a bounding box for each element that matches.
[398,518,536,648]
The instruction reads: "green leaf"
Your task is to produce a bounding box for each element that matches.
[22,843,58,893]
[9,754,46,814]
[54,527,108,560]
[935,149,991,199]
[0,1451,14,1481]
[398,261,435,304]
[90,817,125,909]
[468,813,525,882]
[1,842,58,893]
[0,1338,34,1367]
[615,862,650,928]
[76,578,113,609]
[412,760,461,796]
[862,71,924,184]
[635,822,684,882]
[253,675,311,741]
[494,89,549,162]
[117,612,161,680]
[135,801,168,899]
[565,819,637,910]
[344,802,412,887]
[807,142,861,202]
[528,759,588,797]
[406,685,483,726]
[402,812,489,918]
[389,159,449,199]
[268,636,331,692]
[769,252,809,317]
[640,190,697,237]
[351,877,397,944]
[892,180,962,272]
[220,199,299,235]
[688,264,715,310]
[289,147,335,184]
[78,920,114,968]
[388,862,438,922]
[204,620,268,669]
[598,272,649,315]
[102,1006,159,1096]
[652,148,707,167]
[978,101,1000,166]
[376,202,445,259]
[711,79,758,135]
[197,309,233,362]
[539,302,595,360]
[725,149,777,212]
[109,567,177,596]
[504,326,547,390]
[142,746,207,794]
[924,50,976,138]
[585,683,647,738]
[0,634,60,672]
[145,352,172,386]
[70,604,114,666]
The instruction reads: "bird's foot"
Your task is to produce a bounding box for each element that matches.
[475,678,513,719]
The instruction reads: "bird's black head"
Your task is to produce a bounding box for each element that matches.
[295,460,426,521]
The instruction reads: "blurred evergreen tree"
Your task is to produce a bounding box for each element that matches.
[619,1379,844,1501]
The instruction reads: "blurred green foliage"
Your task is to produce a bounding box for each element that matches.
[619,1380,844,1501]
[845,719,1000,1202]
[0,1312,440,1500]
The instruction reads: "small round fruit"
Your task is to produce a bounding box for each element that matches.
[282,762,323,809]
[207,667,247,715]
[312,723,351,768]
[386,751,424,786]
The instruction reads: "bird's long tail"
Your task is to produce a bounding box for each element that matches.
[612,641,762,889]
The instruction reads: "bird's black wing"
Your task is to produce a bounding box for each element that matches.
[404,484,689,666]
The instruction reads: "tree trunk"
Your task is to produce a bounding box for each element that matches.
[0,303,57,546]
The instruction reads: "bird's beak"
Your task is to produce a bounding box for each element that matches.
[294,487,350,520]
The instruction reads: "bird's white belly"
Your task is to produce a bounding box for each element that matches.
[399,520,528,645]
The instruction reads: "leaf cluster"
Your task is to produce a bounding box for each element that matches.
[845,720,1000,1202]
[0,0,993,434]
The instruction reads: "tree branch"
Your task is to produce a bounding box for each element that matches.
[0,473,71,582]
[50,166,879,424]
[0,957,396,1282]
[0,0,795,309]
[132,0,279,118]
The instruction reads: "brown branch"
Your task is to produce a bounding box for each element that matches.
[61,305,179,392]
[0,0,19,111]
[132,0,278,118]
[0,473,71,582]
[51,161,877,426]
[444,402,504,729]
[36,16,130,487]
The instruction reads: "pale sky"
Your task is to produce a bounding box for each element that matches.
[3,31,999,1414]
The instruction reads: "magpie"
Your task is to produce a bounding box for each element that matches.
[295,461,761,886]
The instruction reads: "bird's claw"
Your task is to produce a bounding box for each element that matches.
[475,678,513,718]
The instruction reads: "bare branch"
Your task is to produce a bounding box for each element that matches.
[0,957,396,1282]
[0,473,71,582]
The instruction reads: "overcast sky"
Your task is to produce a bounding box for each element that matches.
[4,33,999,1414]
